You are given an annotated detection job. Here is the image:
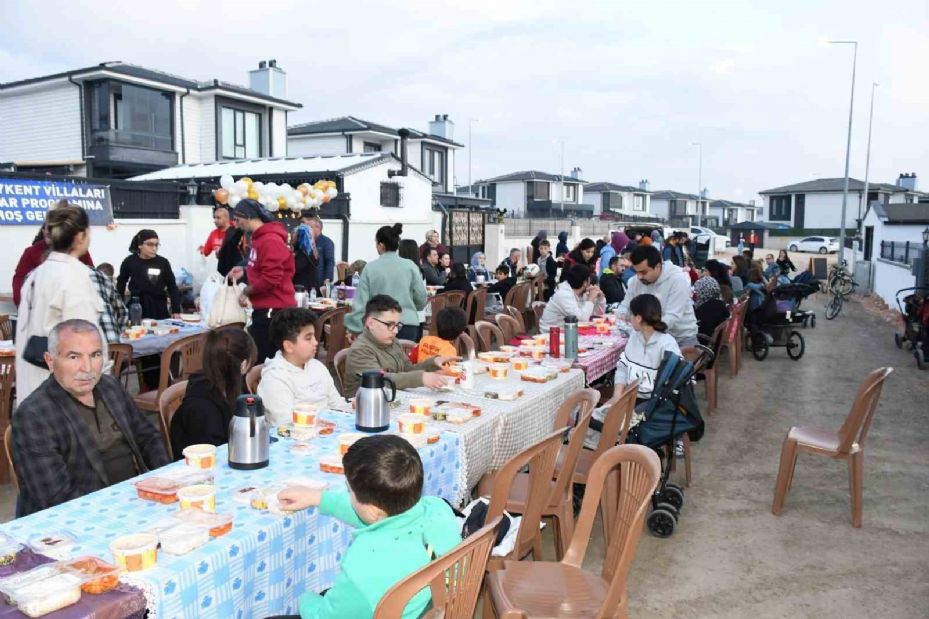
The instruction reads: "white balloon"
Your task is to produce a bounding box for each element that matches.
[220,174,234,190]
[228,195,242,208]
[252,181,265,192]
[234,180,248,195]
[327,187,338,199]
[281,183,294,193]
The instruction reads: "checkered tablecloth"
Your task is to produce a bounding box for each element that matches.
[575,334,627,383]
[121,323,208,359]
[398,368,585,504]
[0,412,461,619]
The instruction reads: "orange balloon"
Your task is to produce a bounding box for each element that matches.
[322,194,332,204]
[298,184,309,196]
[214,188,229,204]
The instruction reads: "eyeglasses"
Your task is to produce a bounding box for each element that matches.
[143,241,160,248]
[371,317,403,332]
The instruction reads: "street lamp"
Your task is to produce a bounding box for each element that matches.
[186,179,199,206]
[691,142,703,227]
[828,39,858,265]
[468,118,478,193]
[860,82,878,231]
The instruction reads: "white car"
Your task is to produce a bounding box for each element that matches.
[691,226,731,249]
[788,236,840,254]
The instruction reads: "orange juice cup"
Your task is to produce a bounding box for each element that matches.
[110,534,158,572]
[409,398,432,415]
[338,433,365,456]
[511,358,529,371]
[398,413,427,435]
[592,316,606,324]
[177,484,216,512]
[529,346,546,361]
[182,444,216,470]
[292,403,318,427]
[488,363,509,379]
[596,323,611,334]
[533,335,547,346]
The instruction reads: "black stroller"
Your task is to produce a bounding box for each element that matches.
[627,346,713,537]
[745,285,808,361]
[894,287,929,369]
[778,282,820,328]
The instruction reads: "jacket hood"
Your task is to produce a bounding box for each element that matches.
[253,221,289,243]
[558,231,568,242]
[360,496,455,550]
[263,350,305,375]
[657,261,684,286]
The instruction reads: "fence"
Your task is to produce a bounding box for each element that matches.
[503,216,661,238]
[879,240,923,265]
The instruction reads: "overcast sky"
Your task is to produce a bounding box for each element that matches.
[3,0,927,203]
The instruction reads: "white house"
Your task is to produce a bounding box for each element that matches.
[131,152,438,264]
[707,199,761,229]
[287,115,463,196]
[0,60,301,179]
[583,181,651,218]
[470,170,591,218]
[860,201,929,308]
[759,175,925,232]
[650,190,709,225]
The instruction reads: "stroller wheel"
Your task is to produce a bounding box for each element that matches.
[895,333,903,349]
[786,331,805,360]
[751,332,769,361]
[647,508,677,538]
[656,502,680,519]
[663,485,685,512]
[810,314,816,328]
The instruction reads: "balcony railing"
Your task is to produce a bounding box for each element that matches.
[880,240,924,265]
[91,128,172,151]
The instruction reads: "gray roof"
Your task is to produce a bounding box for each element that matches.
[0,62,303,108]
[759,177,910,195]
[482,170,585,183]
[585,182,647,193]
[651,190,701,200]
[710,199,759,209]
[288,116,464,147]
[872,202,929,225]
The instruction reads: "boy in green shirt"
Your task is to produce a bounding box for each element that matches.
[278,435,462,619]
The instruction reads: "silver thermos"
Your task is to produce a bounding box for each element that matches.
[228,394,270,470]
[355,370,397,432]
[564,315,579,360]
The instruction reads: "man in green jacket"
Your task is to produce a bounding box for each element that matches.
[278,434,462,619]
[343,295,457,397]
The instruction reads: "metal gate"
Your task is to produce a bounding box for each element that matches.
[445,209,486,265]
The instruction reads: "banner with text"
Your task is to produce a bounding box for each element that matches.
[0,177,114,225]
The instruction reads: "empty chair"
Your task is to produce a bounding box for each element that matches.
[772,367,893,528]
[314,306,349,365]
[133,332,206,414]
[494,313,522,344]
[485,445,662,619]
[158,379,188,460]
[333,348,351,397]
[0,358,15,486]
[107,342,133,388]
[531,301,547,329]
[474,321,506,352]
[245,363,264,394]
[374,517,502,619]
[0,315,12,341]
[504,305,527,334]
[464,287,487,325]
[685,320,728,414]
[719,300,747,376]
[455,332,475,359]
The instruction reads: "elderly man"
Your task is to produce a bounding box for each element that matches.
[418,230,448,264]
[304,212,336,292]
[12,319,169,516]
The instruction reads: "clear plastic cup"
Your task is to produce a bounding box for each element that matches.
[182,444,216,470]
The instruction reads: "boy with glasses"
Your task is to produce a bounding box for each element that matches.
[343,295,456,397]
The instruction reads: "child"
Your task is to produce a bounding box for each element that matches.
[744,267,767,311]
[487,264,515,298]
[417,306,466,363]
[278,435,461,619]
[257,307,344,426]
[537,239,558,300]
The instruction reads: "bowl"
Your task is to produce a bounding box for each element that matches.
[398,413,427,435]
[510,357,529,371]
[176,484,216,512]
[110,534,158,572]
[488,363,509,379]
[408,398,432,415]
[182,444,216,470]
[292,403,317,427]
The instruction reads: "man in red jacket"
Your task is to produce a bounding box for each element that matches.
[12,227,94,307]
[230,199,296,362]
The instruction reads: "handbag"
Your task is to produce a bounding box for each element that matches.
[207,273,247,328]
[21,278,49,369]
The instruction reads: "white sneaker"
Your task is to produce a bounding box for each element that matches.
[674,439,684,457]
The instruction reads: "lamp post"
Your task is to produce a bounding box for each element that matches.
[692,142,703,227]
[468,118,478,193]
[829,40,858,265]
[186,179,199,206]
[555,139,565,216]
[860,82,878,234]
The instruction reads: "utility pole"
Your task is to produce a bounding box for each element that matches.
[692,142,703,227]
[829,40,858,265]
[559,139,565,215]
[468,118,477,194]
[860,82,878,232]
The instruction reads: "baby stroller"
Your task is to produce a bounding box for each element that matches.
[894,287,929,369]
[627,346,713,538]
[745,285,807,361]
[778,282,819,328]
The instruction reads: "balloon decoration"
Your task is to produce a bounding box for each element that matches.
[213,174,339,217]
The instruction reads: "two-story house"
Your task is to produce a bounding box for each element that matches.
[0,60,301,179]
[583,181,651,218]
[286,115,463,195]
[707,199,761,229]
[759,175,925,232]
[650,190,709,226]
[471,170,592,218]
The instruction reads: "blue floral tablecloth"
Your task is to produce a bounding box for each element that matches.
[0,411,461,619]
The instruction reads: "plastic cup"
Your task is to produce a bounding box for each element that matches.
[511,358,529,371]
[409,398,432,415]
[398,413,427,435]
[110,534,158,572]
[529,346,546,361]
[182,444,216,470]
[338,433,365,456]
[292,403,318,427]
[176,484,216,512]
[488,363,509,379]
[533,335,547,346]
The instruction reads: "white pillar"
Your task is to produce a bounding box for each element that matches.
[484,222,506,267]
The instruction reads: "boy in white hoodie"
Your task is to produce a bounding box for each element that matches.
[258,308,344,426]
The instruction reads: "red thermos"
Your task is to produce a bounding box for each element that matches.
[549,327,560,358]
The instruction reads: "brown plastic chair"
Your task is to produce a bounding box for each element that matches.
[336,261,349,283]
[314,306,348,365]
[375,517,502,619]
[455,332,475,359]
[772,367,893,528]
[108,343,133,388]
[532,274,546,302]
[3,426,16,491]
[133,332,206,413]
[504,305,527,334]
[493,314,521,344]
[479,388,600,560]
[158,379,188,460]
[245,363,264,394]
[333,348,351,397]
[719,300,747,376]
[531,301,547,328]
[484,444,662,619]
[0,358,15,486]
[214,322,246,333]
[474,321,505,352]
[684,320,728,414]
[0,315,12,341]
[464,287,487,325]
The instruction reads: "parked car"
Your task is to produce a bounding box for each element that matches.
[788,236,840,254]
[691,226,731,249]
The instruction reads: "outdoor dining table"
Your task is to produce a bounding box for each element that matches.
[120,322,207,359]
[574,332,628,384]
[0,411,462,619]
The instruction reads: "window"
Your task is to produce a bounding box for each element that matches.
[564,184,577,203]
[422,146,445,186]
[633,194,645,211]
[363,141,382,153]
[380,182,400,207]
[88,81,173,150]
[221,107,260,159]
[769,195,791,221]
[529,181,550,201]
[670,199,689,217]
[607,192,623,211]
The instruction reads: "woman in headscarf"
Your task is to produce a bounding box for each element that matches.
[555,231,570,258]
[117,229,181,319]
[693,276,730,339]
[468,251,490,283]
[703,259,734,304]
[598,230,629,273]
[530,230,547,263]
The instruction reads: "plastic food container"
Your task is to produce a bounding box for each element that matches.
[446,409,473,424]
[0,565,63,604]
[291,425,317,441]
[510,357,529,371]
[398,414,427,435]
[62,556,120,594]
[177,484,216,512]
[249,485,285,511]
[499,345,518,354]
[533,335,547,346]
[28,531,76,561]
[596,323,611,335]
[292,403,317,427]
[110,534,158,572]
[319,454,344,475]
[488,363,509,379]
[135,476,182,503]
[338,433,365,456]
[182,444,216,470]
[0,532,23,566]
[427,433,440,444]
[521,367,557,383]
[408,398,432,415]
[15,573,82,617]
[159,524,209,555]
[174,510,234,537]
[290,442,317,457]
[528,346,546,361]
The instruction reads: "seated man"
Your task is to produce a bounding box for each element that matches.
[539,264,605,331]
[343,295,457,397]
[12,319,169,516]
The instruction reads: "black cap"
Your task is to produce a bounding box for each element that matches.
[233,199,273,223]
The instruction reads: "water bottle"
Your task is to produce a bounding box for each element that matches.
[309,287,317,303]
[564,315,578,361]
[351,273,359,287]
[129,297,142,327]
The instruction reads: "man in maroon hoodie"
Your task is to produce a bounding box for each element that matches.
[230,199,296,362]
[13,226,94,307]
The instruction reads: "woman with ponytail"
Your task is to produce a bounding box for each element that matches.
[614,293,681,401]
[345,223,428,342]
[117,229,181,319]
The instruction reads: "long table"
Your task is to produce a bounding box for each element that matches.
[0,412,461,619]
[575,333,628,383]
[120,323,207,359]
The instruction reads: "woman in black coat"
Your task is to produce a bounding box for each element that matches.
[117,229,182,319]
[440,262,474,295]
[170,328,256,458]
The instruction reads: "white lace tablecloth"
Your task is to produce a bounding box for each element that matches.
[397,368,586,504]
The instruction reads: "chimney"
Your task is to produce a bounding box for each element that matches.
[897,172,918,191]
[428,114,455,140]
[390,129,411,178]
[639,179,650,192]
[249,60,287,99]
[700,187,708,199]
[570,167,583,180]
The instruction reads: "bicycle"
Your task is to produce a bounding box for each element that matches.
[824,261,857,320]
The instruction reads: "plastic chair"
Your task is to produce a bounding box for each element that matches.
[719,300,747,376]
[333,348,351,397]
[484,445,662,619]
[0,315,12,341]
[504,306,527,334]
[158,379,188,460]
[464,287,487,325]
[3,426,16,491]
[108,343,133,388]
[133,332,206,413]
[531,301,547,329]
[0,358,15,487]
[772,367,893,528]
[687,320,728,414]
[314,306,349,365]
[336,261,349,283]
[494,314,522,344]
[455,332,475,359]
[474,321,505,352]
[374,517,502,619]
[245,363,264,394]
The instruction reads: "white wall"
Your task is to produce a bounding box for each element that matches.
[287,134,347,156]
[495,182,526,217]
[198,94,217,162]
[271,109,288,157]
[349,135,394,154]
[588,192,604,215]
[181,94,203,164]
[872,259,916,309]
[803,192,863,228]
[0,81,83,163]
